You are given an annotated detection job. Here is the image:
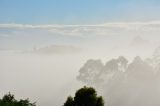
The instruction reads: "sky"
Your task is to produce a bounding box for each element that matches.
[0,0,160,24]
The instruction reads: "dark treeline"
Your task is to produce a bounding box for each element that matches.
[1,87,103,106]
[0,92,35,106]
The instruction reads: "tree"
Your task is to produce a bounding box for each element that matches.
[96,96,104,106]
[2,92,15,103]
[0,92,36,106]
[63,86,104,106]
[77,56,129,85]
[77,59,104,84]
[63,96,74,106]
[126,56,153,81]
[117,56,128,72]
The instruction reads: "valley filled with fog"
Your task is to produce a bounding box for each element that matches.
[1,23,160,106]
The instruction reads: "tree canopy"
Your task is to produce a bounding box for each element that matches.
[63,86,104,106]
[0,92,36,106]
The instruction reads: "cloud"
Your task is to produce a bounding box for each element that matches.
[32,45,81,55]
[0,21,160,53]
[0,21,160,37]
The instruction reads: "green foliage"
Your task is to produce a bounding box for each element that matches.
[63,96,74,106]
[0,92,36,106]
[96,96,104,106]
[2,92,15,103]
[63,86,104,106]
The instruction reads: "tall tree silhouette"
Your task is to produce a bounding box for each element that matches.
[63,86,104,106]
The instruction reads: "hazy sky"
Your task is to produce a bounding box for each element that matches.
[1,1,160,106]
[0,0,160,24]
[1,0,160,57]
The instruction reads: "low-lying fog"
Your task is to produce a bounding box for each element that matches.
[1,23,160,106]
